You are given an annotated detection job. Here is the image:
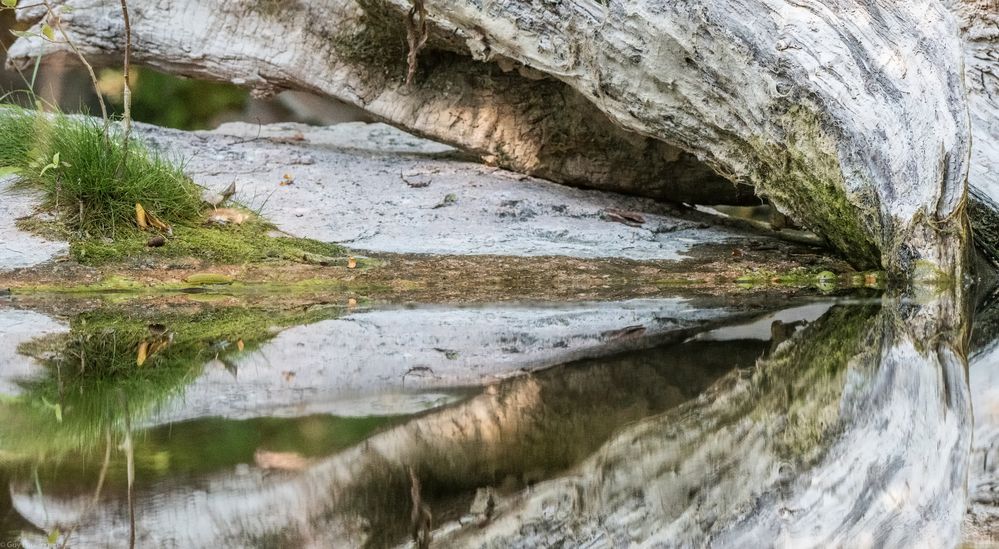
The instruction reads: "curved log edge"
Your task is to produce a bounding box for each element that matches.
[5,0,981,280]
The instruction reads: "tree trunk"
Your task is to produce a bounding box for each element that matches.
[6,0,977,278]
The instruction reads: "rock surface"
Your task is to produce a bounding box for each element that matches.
[151,121,744,260]
[0,179,67,271]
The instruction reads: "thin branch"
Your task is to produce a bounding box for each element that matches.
[119,0,132,142]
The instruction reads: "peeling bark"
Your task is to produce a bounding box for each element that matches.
[5,0,975,277]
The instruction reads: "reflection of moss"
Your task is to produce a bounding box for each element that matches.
[751,304,878,461]
[0,304,342,462]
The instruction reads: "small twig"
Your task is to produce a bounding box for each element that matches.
[59,430,112,549]
[118,391,136,549]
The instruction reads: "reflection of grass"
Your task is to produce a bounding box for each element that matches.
[0,304,341,462]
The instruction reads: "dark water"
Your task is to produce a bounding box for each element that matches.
[0,290,995,548]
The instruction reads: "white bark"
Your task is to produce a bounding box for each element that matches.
[4,0,973,276]
[951,0,999,201]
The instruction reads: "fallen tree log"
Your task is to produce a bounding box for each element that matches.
[6,0,976,278]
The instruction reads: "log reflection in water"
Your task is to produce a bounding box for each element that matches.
[7,316,769,547]
[440,295,972,548]
[6,295,974,548]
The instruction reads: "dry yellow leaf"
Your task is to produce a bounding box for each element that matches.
[147,337,170,356]
[137,340,149,366]
[146,211,171,235]
[135,203,148,230]
[206,208,251,226]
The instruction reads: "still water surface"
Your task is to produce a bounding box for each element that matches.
[0,290,994,548]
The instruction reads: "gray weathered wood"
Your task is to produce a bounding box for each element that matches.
[6,0,977,278]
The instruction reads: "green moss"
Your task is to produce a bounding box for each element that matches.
[330,0,409,79]
[70,216,347,266]
[750,105,882,269]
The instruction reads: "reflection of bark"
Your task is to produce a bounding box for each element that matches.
[155,300,745,424]
[10,335,765,548]
[963,295,999,543]
[437,295,972,547]
[9,295,973,548]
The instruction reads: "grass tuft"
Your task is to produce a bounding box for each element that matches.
[0,105,202,236]
[0,105,348,265]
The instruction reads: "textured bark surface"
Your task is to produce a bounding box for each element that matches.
[951,0,999,201]
[5,0,973,277]
[6,0,755,206]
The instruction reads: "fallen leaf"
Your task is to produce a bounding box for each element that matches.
[603,208,645,227]
[433,193,458,209]
[146,211,171,232]
[137,340,149,366]
[255,449,310,471]
[205,208,251,226]
[401,168,436,188]
[135,203,148,230]
[602,325,646,340]
[147,335,172,356]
